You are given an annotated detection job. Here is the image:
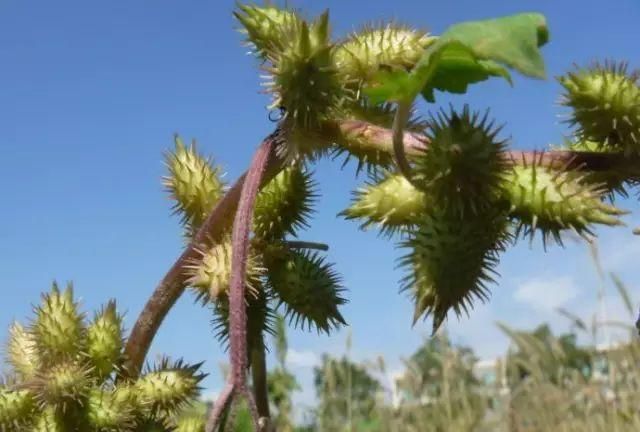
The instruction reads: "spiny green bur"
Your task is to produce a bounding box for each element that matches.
[335,24,436,84]
[266,249,347,333]
[400,207,510,334]
[503,161,626,244]
[414,105,508,215]
[253,166,317,240]
[0,283,206,431]
[186,237,264,304]
[342,172,428,235]
[559,61,640,154]
[163,135,225,239]
[86,301,124,380]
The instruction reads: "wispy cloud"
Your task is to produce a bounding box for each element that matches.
[287,348,320,369]
[514,275,578,311]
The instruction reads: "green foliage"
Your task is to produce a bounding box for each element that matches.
[313,354,382,431]
[267,316,300,432]
[0,284,206,431]
[365,13,548,103]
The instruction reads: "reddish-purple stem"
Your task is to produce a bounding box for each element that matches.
[206,131,280,432]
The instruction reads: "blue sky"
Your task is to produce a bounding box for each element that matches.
[2,0,640,415]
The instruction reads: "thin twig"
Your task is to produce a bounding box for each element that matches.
[391,102,423,189]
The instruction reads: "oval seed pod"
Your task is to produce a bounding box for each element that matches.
[234,4,301,60]
[341,172,427,236]
[400,207,510,334]
[559,61,640,154]
[335,24,436,84]
[85,300,124,380]
[185,237,264,304]
[5,322,40,380]
[503,158,626,245]
[0,389,36,430]
[84,386,136,430]
[267,12,347,159]
[31,282,86,363]
[31,361,91,408]
[253,166,317,240]
[265,249,347,334]
[175,416,206,432]
[414,105,509,216]
[32,406,65,432]
[135,358,206,415]
[163,135,226,238]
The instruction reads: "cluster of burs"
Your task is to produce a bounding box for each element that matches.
[231,5,640,333]
[0,284,206,431]
[2,4,639,430]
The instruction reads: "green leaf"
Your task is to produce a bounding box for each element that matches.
[420,42,512,102]
[364,12,548,103]
[440,13,548,77]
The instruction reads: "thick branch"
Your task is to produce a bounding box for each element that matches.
[334,119,640,174]
[207,132,280,432]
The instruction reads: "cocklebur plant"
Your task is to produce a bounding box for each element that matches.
[4,3,624,431]
[0,283,205,431]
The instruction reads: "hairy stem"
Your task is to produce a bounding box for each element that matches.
[207,131,281,432]
[332,119,640,173]
[251,338,271,420]
[123,130,284,379]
